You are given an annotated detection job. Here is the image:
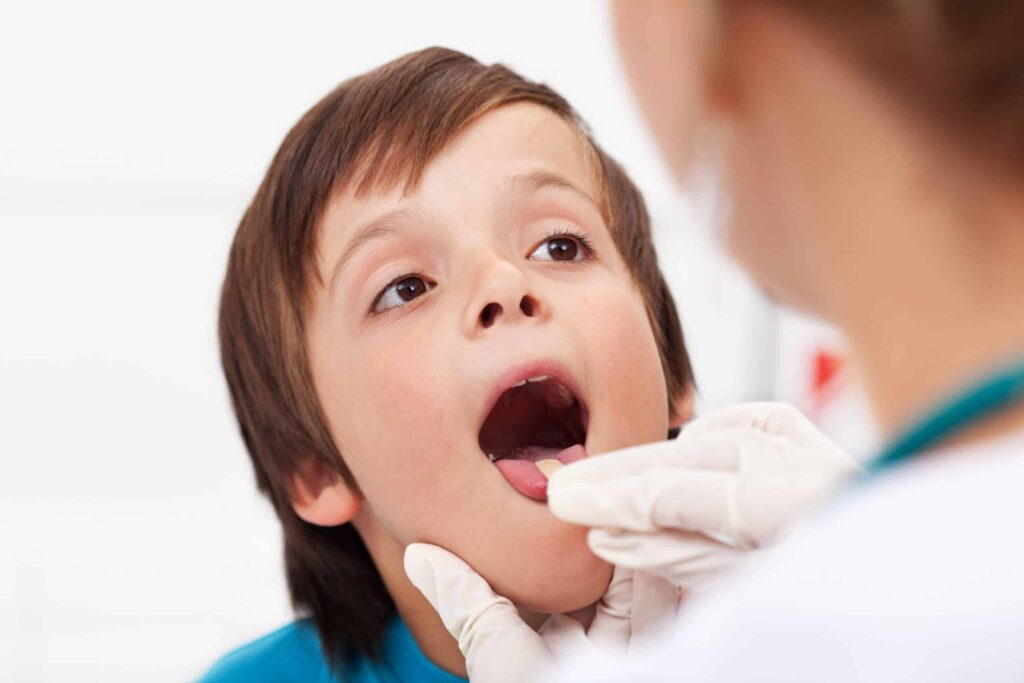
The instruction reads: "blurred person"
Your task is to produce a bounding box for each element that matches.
[410,1,1024,681]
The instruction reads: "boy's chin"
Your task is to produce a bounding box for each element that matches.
[495,551,615,615]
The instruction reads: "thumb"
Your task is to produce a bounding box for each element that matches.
[404,543,553,682]
[585,566,679,655]
[584,565,634,652]
[587,528,743,591]
[627,570,680,653]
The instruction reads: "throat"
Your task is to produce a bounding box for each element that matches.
[350,508,468,678]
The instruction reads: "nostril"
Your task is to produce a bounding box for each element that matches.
[480,302,502,328]
[519,295,535,317]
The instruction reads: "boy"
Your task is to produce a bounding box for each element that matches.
[202,47,693,681]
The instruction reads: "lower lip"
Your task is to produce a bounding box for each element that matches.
[493,444,587,501]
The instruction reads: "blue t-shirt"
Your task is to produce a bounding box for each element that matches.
[197,616,467,683]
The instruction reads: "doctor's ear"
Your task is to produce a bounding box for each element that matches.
[288,456,361,526]
[668,384,696,439]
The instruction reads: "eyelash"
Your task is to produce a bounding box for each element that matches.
[367,228,596,317]
[369,270,433,317]
[539,228,597,260]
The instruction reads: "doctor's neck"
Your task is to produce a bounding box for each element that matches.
[842,155,1024,447]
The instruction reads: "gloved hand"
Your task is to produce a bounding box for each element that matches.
[404,543,678,683]
[547,401,862,591]
[406,402,859,681]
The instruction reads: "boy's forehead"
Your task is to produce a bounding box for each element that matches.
[418,103,600,195]
[318,103,603,269]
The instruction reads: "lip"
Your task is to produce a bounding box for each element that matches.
[477,358,591,452]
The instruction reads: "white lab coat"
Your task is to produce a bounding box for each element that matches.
[557,429,1024,682]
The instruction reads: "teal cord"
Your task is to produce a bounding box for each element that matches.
[865,356,1024,476]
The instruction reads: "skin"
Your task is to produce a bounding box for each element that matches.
[292,103,675,675]
[613,1,1024,439]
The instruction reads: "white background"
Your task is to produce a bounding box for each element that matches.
[0,2,832,681]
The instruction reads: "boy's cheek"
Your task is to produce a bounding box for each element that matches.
[327,344,464,463]
[362,458,613,614]
[574,285,670,452]
[320,275,664,611]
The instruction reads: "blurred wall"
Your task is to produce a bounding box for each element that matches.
[0,2,784,681]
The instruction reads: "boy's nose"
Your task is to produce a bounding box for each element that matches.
[478,294,540,329]
[463,257,547,334]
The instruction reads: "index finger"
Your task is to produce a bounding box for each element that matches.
[549,432,741,491]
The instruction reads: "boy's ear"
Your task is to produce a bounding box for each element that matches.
[288,456,361,526]
[669,383,696,431]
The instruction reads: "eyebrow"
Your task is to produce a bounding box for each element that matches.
[328,208,408,294]
[507,170,601,212]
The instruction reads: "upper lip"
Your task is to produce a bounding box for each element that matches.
[477,358,589,444]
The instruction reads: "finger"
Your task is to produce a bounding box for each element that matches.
[586,528,744,590]
[584,565,634,652]
[404,543,553,680]
[686,402,845,455]
[539,613,594,659]
[550,464,738,538]
[686,403,863,479]
[627,570,680,653]
[549,433,741,493]
[683,401,802,435]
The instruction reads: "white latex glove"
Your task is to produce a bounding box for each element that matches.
[547,402,862,591]
[404,543,679,683]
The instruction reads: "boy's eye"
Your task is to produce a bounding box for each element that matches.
[528,233,592,262]
[372,275,434,314]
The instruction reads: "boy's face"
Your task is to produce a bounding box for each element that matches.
[306,103,669,612]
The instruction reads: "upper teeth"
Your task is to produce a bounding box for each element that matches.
[510,375,551,388]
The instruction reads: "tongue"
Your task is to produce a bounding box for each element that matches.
[494,444,587,501]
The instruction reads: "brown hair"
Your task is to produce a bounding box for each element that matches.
[218,47,693,666]
[726,1,1024,173]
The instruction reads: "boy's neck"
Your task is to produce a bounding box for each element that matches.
[351,502,601,677]
[352,507,569,677]
[353,510,469,677]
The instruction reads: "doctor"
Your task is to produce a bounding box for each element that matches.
[406,1,1024,680]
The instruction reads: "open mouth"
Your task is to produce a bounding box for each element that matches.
[478,374,588,500]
